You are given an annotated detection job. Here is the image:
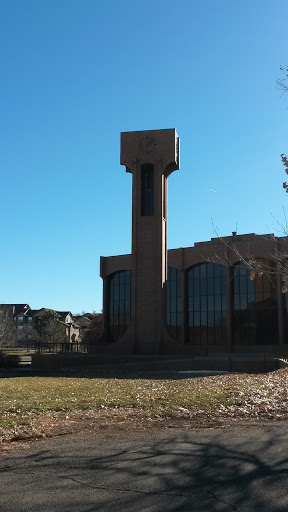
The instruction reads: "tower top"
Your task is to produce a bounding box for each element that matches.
[120,128,180,176]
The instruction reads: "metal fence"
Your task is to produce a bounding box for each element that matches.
[36,342,88,354]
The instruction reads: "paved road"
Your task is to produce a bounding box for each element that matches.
[1,424,288,511]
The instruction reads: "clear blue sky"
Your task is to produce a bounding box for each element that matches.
[0,0,287,314]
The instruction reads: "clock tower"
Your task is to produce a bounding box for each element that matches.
[120,129,180,354]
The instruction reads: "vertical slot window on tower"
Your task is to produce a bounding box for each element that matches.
[141,164,154,216]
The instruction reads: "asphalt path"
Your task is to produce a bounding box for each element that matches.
[1,424,288,511]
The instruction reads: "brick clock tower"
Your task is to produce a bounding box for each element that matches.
[120,129,180,354]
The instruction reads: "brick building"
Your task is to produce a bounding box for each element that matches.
[0,305,81,344]
[95,129,288,357]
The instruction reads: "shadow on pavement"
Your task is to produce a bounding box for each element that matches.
[1,426,288,511]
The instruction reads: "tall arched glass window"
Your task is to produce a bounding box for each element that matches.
[232,260,278,345]
[283,263,288,343]
[188,263,227,345]
[109,270,131,341]
[167,267,182,339]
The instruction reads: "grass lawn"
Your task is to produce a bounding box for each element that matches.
[0,368,288,449]
[2,348,35,356]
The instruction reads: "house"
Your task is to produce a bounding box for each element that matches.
[33,309,81,343]
[57,311,81,343]
[74,314,92,339]
[0,305,81,344]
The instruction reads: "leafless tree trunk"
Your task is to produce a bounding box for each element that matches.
[19,324,39,349]
[0,308,16,348]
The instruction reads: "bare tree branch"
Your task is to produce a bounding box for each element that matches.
[276,65,288,94]
[0,307,16,348]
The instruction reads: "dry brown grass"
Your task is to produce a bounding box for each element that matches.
[1,369,288,452]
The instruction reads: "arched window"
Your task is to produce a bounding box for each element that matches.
[109,270,131,341]
[187,263,227,345]
[232,260,278,345]
[283,263,288,343]
[167,267,182,339]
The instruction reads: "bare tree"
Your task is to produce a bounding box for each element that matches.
[282,154,288,193]
[19,324,39,349]
[82,314,103,344]
[276,65,288,94]
[210,228,285,277]
[35,310,67,344]
[0,307,16,348]
[207,66,288,292]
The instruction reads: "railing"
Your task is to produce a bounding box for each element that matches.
[36,342,88,354]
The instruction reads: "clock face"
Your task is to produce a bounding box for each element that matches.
[138,136,157,157]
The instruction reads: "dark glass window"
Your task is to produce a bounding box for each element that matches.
[188,263,227,345]
[284,275,288,343]
[167,267,182,339]
[141,164,154,216]
[109,270,131,341]
[232,260,278,345]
